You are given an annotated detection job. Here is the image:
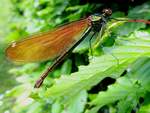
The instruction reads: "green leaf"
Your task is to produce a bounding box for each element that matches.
[87,57,150,113]
[61,59,72,75]
[61,90,87,113]
[128,2,150,19]
[45,31,150,100]
[138,92,150,113]
[113,2,150,36]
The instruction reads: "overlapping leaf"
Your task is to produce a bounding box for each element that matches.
[45,31,150,102]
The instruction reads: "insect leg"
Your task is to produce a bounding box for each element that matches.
[89,32,98,57]
[93,23,106,49]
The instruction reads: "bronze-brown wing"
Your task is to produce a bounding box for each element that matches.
[6,19,90,62]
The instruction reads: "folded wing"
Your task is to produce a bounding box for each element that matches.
[6,19,90,62]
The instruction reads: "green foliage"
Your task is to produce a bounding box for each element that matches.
[1,0,150,113]
[88,57,150,113]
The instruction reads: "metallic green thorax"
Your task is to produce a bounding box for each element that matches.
[88,9,112,49]
[90,15,102,22]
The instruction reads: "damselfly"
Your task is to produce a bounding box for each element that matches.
[6,9,150,88]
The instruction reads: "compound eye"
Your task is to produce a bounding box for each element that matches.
[102,8,112,16]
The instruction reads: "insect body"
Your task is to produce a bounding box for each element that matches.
[6,9,150,88]
[6,9,112,88]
